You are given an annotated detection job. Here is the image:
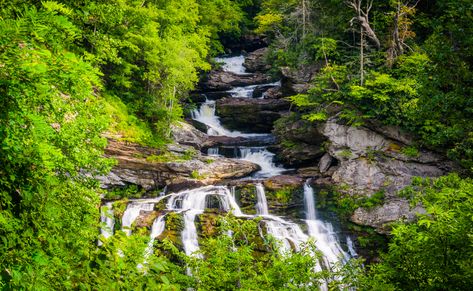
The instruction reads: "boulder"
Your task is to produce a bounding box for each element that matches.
[216,97,290,133]
[318,153,333,173]
[252,84,278,98]
[351,199,425,234]
[243,47,271,72]
[170,121,212,149]
[263,87,284,99]
[280,63,322,94]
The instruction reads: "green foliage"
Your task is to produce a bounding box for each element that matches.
[400,146,419,158]
[361,174,473,290]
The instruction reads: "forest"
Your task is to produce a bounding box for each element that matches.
[0,0,472,290]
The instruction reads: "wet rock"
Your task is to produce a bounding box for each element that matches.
[167,178,206,193]
[216,97,290,133]
[243,47,270,72]
[263,175,304,190]
[263,86,284,99]
[222,34,268,53]
[199,70,272,92]
[351,199,425,234]
[252,84,278,98]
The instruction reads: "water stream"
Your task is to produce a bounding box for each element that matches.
[99,55,354,285]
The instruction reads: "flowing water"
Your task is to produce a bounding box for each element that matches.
[98,202,114,245]
[100,54,354,285]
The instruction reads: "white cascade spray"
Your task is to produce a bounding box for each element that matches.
[191,100,267,138]
[346,236,358,258]
[207,147,220,156]
[99,202,115,245]
[239,147,286,178]
[121,202,155,236]
[138,215,166,270]
[303,182,349,268]
[166,186,244,257]
[255,183,269,215]
[214,55,249,75]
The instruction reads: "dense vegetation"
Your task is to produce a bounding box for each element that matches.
[1,0,472,289]
[257,0,473,173]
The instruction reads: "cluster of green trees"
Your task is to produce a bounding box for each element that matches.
[0,0,256,288]
[257,0,473,173]
[256,1,473,289]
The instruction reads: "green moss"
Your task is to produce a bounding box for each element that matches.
[111,199,129,225]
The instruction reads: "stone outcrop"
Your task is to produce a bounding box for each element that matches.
[98,139,259,191]
[314,116,455,233]
[243,48,271,72]
[216,97,290,133]
[351,199,426,234]
[321,116,451,196]
[280,63,322,95]
[273,116,327,167]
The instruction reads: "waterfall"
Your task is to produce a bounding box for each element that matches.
[214,55,249,75]
[121,202,155,236]
[239,147,286,178]
[207,147,220,156]
[228,84,258,98]
[138,215,166,270]
[346,236,358,258]
[166,186,245,257]
[303,182,349,268]
[99,202,115,245]
[255,183,269,215]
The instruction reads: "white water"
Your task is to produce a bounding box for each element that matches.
[207,147,220,156]
[228,84,258,98]
[239,147,286,178]
[166,186,245,257]
[99,202,114,245]
[121,202,155,236]
[303,183,350,267]
[255,183,269,215]
[346,236,358,258]
[214,55,250,75]
[139,215,166,269]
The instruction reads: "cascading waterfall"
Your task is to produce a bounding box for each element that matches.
[303,182,350,267]
[239,147,286,178]
[255,183,269,215]
[98,55,354,287]
[99,202,115,245]
[122,202,155,236]
[346,236,358,258]
[207,147,220,156]
[166,186,244,257]
[214,55,249,75]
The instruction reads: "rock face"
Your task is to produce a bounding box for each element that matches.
[98,139,259,191]
[321,116,450,196]
[273,116,327,166]
[316,116,455,233]
[243,48,271,72]
[280,63,322,95]
[216,97,290,133]
[199,70,272,92]
[351,199,426,234]
[171,121,212,149]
